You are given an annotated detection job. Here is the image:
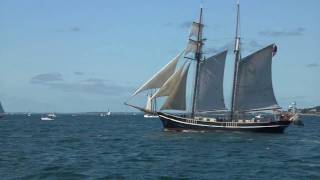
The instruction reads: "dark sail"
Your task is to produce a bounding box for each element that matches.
[234,45,280,112]
[195,50,227,112]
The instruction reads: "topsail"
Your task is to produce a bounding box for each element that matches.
[189,22,204,38]
[234,44,280,112]
[185,39,198,56]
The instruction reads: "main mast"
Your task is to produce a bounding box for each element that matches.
[230,1,241,120]
[191,7,204,118]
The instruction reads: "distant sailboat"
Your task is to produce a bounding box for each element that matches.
[0,102,5,118]
[100,108,111,117]
[126,2,299,133]
[107,108,111,116]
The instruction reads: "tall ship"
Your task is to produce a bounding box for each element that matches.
[126,2,299,133]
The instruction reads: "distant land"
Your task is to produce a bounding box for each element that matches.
[3,106,320,115]
[3,107,320,116]
[5,112,144,116]
[299,106,320,116]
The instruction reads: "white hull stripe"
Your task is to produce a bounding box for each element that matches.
[159,115,287,129]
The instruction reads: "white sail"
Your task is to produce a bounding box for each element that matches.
[151,63,187,99]
[189,22,204,38]
[131,51,182,97]
[151,63,190,110]
[185,39,198,55]
[145,95,152,111]
[234,44,280,112]
[161,63,190,110]
[195,50,227,112]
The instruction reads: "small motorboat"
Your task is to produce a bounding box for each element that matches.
[47,113,56,118]
[41,114,54,121]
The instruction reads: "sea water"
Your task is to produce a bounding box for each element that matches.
[0,114,319,179]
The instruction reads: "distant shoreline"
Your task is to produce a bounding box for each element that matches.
[299,113,320,117]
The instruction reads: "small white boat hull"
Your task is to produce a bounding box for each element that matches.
[41,117,54,121]
[144,114,158,118]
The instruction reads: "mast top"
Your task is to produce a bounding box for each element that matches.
[234,1,240,52]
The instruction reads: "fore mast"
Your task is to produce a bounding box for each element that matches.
[191,7,204,118]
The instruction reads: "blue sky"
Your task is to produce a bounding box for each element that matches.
[0,0,319,112]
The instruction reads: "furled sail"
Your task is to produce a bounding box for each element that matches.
[151,63,190,110]
[195,50,227,112]
[131,51,182,97]
[145,95,152,111]
[234,44,280,112]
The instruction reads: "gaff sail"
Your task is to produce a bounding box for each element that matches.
[234,44,280,112]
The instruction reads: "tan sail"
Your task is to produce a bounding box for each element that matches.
[131,51,182,97]
[151,63,190,110]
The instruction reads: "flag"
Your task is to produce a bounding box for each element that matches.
[272,44,277,57]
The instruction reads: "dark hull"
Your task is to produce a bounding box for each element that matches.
[158,112,292,133]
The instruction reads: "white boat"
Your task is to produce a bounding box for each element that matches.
[144,114,158,118]
[41,116,54,121]
[100,108,111,117]
[47,113,56,118]
[107,108,111,116]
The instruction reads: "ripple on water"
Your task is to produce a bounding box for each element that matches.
[0,115,319,179]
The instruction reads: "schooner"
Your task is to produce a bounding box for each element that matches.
[126,2,298,133]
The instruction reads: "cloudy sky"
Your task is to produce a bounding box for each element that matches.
[0,0,319,112]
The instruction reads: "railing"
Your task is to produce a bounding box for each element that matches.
[225,122,238,127]
[186,119,197,124]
